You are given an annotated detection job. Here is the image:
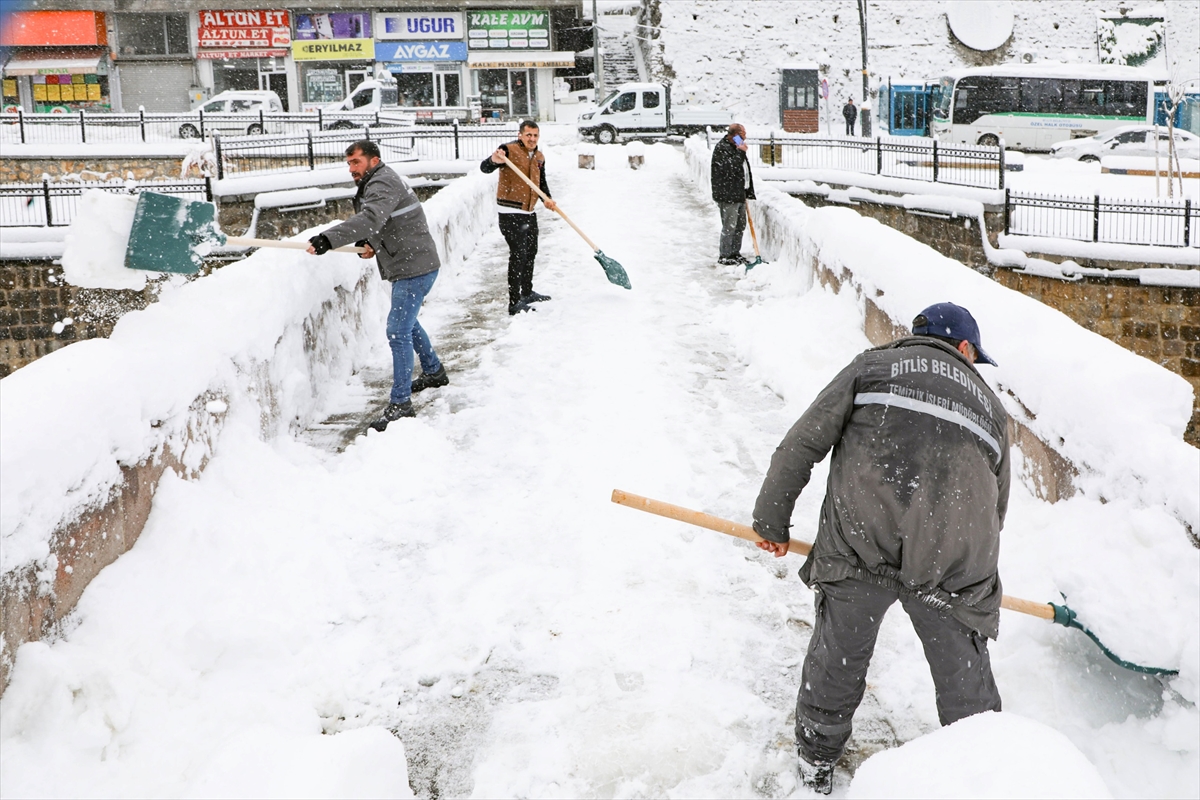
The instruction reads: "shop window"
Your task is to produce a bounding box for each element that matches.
[117,13,190,56]
[396,74,434,107]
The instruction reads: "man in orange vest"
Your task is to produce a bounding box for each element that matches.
[480,120,558,315]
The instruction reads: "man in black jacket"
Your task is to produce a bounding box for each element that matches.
[710,123,755,265]
[307,140,447,430]
[753,302,1009,794]
[842,98,858,136]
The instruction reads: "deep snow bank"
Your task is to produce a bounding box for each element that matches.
[0,168,496,579]
[847,712,1112,799]
[684,136,1198,685]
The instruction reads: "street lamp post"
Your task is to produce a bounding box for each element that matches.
[857,0,871,136]
[593,0,604,101]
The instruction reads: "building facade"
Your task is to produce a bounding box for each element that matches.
[1,0,584,120]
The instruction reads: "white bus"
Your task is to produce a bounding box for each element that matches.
[931,63,1158,152]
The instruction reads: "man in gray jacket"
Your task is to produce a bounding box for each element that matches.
[308,140,447,430]
[752,302,1010,794]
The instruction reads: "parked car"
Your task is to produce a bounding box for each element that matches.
[1049,125,1200,162]
[179,90,284,139]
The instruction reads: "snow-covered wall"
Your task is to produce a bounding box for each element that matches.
[683,135,1198,533]
[646,0,1200,128]
[0,169,498,682]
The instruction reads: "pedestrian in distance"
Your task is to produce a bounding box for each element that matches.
[307,139,448,432]
[843,97,858,136]
[710,123,756,266]
[752,302,1010,795]
[480,120,558,316]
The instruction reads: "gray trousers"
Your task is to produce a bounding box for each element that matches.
[718,201,746,259]
[796,577,1002,764]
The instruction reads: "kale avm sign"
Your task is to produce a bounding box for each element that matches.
[375,41,468,62]
[375,12,465,40]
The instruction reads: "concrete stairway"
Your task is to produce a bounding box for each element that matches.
[598,12,643,88]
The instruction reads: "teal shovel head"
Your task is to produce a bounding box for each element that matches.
[124,192,223,274]
[593,249,631,290]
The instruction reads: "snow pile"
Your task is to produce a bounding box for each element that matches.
[847,712,1112,799]
[0,168,497,576]
[59,191,146,290]
[686,134,1198,683]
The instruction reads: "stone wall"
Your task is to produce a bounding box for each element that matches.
[0,156,187,183]
[797,192,1003,273]
[789,190,1200,446]
[993,272,1200,444]
[0,263,160,378]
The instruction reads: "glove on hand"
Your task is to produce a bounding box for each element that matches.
[308,234,332,255]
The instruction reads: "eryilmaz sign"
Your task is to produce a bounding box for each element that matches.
[376,12,465,40]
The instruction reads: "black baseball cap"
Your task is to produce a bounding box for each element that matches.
[912,302,997,366]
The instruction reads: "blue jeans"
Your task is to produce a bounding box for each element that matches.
[386,270,442,404]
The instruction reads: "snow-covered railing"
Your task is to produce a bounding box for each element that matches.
[0,108,416,145]
[0,177,212,228]
[213,123,520,179]
[1005,190,1198,249]
[736,132,1005,190]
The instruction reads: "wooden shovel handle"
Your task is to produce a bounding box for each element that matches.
[744,200,762,257]
[225,236,366,254]
[610,489,1055,621]
[498,153,600,252]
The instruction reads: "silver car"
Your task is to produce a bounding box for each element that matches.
[1049,124,1200,162]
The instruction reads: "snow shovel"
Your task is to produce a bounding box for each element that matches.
[124,192,364,274]
[743,200,766,270]
[610,489,1179,678]
[498,154,631,290]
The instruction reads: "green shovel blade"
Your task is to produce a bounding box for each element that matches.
[745,255,766,271]
[593,249,631,290]
[124,192,223,274]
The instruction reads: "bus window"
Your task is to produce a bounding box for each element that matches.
[953,76,1018,125]
[934,77,954,120]
[1020,78,1063,114]
[1104,80,1147,117]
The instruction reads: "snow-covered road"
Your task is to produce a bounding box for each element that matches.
[1,144,1195,799]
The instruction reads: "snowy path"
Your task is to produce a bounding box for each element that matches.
[0,144,1192,799]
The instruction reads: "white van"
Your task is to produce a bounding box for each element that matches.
[180,90,284,138]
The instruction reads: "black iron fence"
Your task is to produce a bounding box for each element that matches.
[727,133,1006,191]
[214,122,521,179]
[0,108,418,145]
[1004,190,1197,248]
[0,177,212,227]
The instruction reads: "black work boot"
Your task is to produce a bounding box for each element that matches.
[411,366,448,394]
[508,297,535,315]
[369,401,414,432]
[522,290,552,303]
[797,754,834,795]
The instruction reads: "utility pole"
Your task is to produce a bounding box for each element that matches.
[857,0,871,136]
[593,0,604,100]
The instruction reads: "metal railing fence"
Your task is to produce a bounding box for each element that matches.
[213,122,521,179]
[0,177,212,227]
[721,132,1006,190]
[0,108,418,145]
[1004,190,1197,248]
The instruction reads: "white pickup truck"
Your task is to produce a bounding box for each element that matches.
[577,82,732,143]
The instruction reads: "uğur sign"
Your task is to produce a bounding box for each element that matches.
[197,10,290,58]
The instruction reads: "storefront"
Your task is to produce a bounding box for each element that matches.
[375,11,466,110]
[0,11,112,113]
[465,9,572,121]
[111,12,196,112]
[292,12,375,110]
[196,10,292,110]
